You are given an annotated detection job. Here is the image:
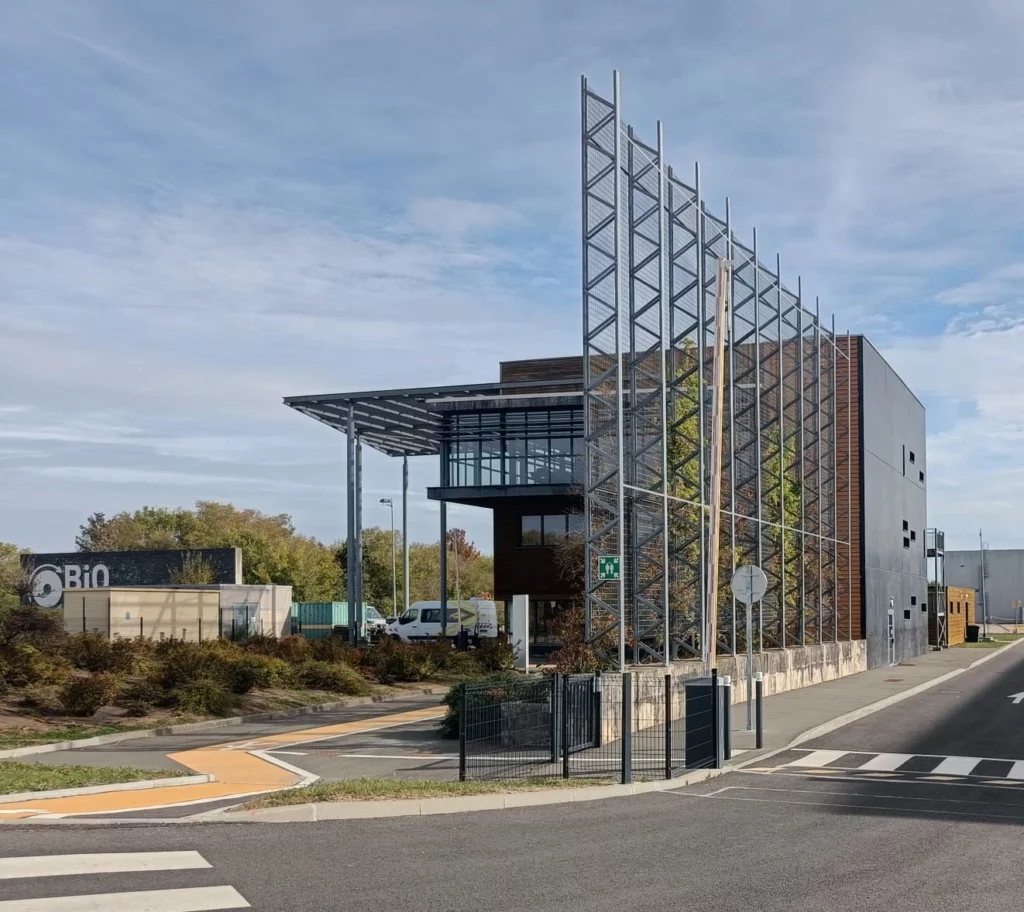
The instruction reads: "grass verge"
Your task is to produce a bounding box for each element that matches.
[0,760,186,795]
[240,777,609,809]
[954,634,1024,649]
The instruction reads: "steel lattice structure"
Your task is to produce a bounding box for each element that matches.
[583,72,852,668]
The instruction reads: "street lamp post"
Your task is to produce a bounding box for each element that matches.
[380,498,398,618]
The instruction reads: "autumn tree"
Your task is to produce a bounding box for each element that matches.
[75,502,341,602]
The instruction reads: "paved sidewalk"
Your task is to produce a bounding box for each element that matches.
[728,641,1024,758]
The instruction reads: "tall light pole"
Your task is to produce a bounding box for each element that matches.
[381,498,397,618]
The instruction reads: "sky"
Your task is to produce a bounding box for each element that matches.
[2,0,1024,554]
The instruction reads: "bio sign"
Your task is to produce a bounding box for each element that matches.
[20,549,241,609]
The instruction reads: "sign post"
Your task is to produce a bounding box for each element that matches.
[731,564,768,732]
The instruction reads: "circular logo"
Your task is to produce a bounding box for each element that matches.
[29,564,63,609]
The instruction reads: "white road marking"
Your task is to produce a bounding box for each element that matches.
[0,886,249,912]
[856,753,914,772]
[931,756,982,776]
[1007,761,1024,780]
[786,750,848,768]
[0,852,211,881]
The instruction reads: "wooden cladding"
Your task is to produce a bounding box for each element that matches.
[836,336,864,640]
[500,356,583,385]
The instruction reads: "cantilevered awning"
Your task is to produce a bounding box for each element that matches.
[283,378,581,458]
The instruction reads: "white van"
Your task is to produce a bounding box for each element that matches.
[387,598,498,643]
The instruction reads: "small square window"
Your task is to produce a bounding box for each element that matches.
[921,604,927,612]
[903,537,911,549]
[909,451,916,464]
[910,530,916,542]
[911,595,917,606]
[919,470,925,483]
[520,515,543,546]
[902,520,909,532]
[903,609,911,620]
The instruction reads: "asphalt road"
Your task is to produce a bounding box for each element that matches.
[3,648,1023,911]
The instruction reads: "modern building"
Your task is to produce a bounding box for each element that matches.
[946,548,1024,629]
[285,335,926,669]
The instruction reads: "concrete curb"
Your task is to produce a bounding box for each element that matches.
[0,686,448,760]
[213,768,726,823]
[0,773,214,805]
[734,637,1024,770]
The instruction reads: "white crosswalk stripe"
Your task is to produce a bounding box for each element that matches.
[1008,761,1024,781]
[0,851,249,912]
[931,756,983,776]
[786,749,848,768]
[856,753,915,772]
[0,852,211,880]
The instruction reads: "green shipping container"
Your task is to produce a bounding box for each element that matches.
[291,602,380,640]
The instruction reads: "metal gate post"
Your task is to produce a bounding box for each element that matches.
[562,675,571,779]
[621,672,633,784]
[458,684,467,782]
[664,673,672,780]
[722,675,732,762]
[755,671,764,749]
[550,674,560,765]
[594,672,603,747]
[710,667,719,769]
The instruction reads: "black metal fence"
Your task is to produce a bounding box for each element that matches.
[459,670,730,783]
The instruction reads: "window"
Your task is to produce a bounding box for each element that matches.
[919,470,925,483]
[957,601,962,614]
[904,609,911,620]
[521,515,543,546]
[420,608,442,625]
[903,537,911,549]
[921,604,928,613]
[909,451,916,464]
[902,520,909,532]
[543,515,569,545]
[399,609,418,625]
[911,595,917,606]
[910,530,916,542]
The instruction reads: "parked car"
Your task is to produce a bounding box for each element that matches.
[388,598,498,644]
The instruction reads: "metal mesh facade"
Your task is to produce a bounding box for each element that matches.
[582,72,851,668]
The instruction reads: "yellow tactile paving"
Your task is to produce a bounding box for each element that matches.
[0,704,444,818]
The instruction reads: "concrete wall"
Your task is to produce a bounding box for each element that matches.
[860,339,928,667]
[108,589,221,642]
[946,549,1024,626]
[599,641,868,741]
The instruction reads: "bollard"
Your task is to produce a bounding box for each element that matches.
[458,683,468,782]
[755,671,764,749]
[710,668,719,768]
[722,675,732,762]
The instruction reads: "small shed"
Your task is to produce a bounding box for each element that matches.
[928,585,976,647]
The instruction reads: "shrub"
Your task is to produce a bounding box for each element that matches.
[272,635,313,665]
[18,683,63,712]
[310,637,362,666]
[63,633,115,672]
[0,605,67,652]
[170,678,235,716]
[59,673,121,716]
[109,637,152,675]
[446,651,485,677]
[438,673,535,739]
[116,679,164,717]
[476,636,515,672]
[228,654,293,694]
[296,660,372,695]
[548,607,605,674]
[2,644,73,688]
[364,638,436,685]
[235,633,279,656]
[155,641,234,690]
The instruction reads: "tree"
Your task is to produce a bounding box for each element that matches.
[0,542,32,613]
[75,502,341,602]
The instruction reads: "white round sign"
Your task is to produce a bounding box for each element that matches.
[731,564,768,606]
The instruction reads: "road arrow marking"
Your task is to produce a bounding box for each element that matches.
[1008,692,1024,705]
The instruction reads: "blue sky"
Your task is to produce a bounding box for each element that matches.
[2,0,1023,553]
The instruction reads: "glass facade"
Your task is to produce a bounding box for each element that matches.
[443,408,583,488]
[520,513,584,547]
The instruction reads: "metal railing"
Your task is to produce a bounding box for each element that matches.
[459,671,734,783]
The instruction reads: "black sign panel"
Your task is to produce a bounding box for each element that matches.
[20,549,242,608]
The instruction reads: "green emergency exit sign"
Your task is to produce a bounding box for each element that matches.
[598,556,621,581]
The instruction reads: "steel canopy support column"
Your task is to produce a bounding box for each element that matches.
[613,71,627,672]
[776,254,786,650]
[402,455,410,613]
[753,228,764,653]
[726,198,737,657]
[797,278,806,647]
[658,120,671,667]
[346,408,357,646]
[440,500,448,632]
[355,437,364,641]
